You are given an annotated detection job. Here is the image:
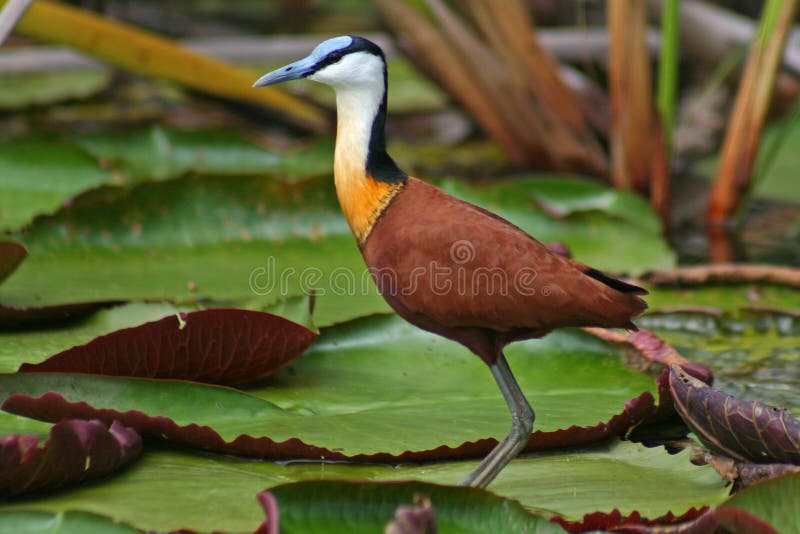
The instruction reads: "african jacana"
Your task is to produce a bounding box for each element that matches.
[254,36,647,488]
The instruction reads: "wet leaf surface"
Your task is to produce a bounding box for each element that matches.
[17,308,317,386]
[1,318,662,459]
[643,314,800,414]
[0,139,112,232]
[75,126,286,181]
[1,174,674,326]
[0,419,141,499]
[259,481,561,534]
[645,284,800,316]
[0,510,139,534]
[669,365,800,464]
[0,69,112,110]
[0,440,729,532]
[715,472,800,534]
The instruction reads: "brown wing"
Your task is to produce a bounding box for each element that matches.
[362,178,647,333]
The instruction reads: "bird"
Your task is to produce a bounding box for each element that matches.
[254,35,647,488]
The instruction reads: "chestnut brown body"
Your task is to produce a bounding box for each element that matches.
[362,177,647,365]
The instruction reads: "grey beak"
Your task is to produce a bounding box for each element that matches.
[253,55,317,87]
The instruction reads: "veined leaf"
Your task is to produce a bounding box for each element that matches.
[1,319,661,459]
[0,440,729,532]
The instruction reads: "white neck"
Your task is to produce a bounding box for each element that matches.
[332,83,383,187]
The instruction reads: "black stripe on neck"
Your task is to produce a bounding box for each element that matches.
[366,63,407,184]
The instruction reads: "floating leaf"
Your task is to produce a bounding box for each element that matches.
[0,441,729,532]
[17,308,316,385]
[259,481,561,534]
[75,127,285,181]
[1,174,673,327]
[0,510,139,534]
[1,319,663,460]
[0,139,112,232]
[0,69,111,110]
[0,419,141,499]
[669,364,800,463]
[552,507,711,533]
[715,472,800,534]
[0,241,26,284]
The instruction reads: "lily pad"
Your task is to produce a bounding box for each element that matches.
[645,316,800,414]
[0,139,112,232]
[1,173,674,326]
[260,481,561,534]
[645,284,800,316]
[0,241,26,284]
[75,126,286,181]
[1,317,661,459]
[0,419,141,499]
[17,308,317,386]
[0,510,139,534]
[670,365,800,464]
[715,472,800,533]
[0,69,111,110]
[0,440,729,532]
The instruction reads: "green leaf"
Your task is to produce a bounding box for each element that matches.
[0,173,382,327]
[0,511,139,534]
[0,139,113,231]
[74,126,286,181]
[0,69,111,110]
[264,480,562,534]
[645,284,800,315]
[1,173,674,326]
[0,317,657,457]
[0,440,729,532]
[716,473,800,533]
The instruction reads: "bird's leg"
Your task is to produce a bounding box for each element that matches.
[460,353,535,488]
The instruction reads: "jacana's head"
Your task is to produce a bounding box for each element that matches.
[253,35,386,90]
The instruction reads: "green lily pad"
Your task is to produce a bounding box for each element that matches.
[715,472,800,533]
[0,69,111,110]
[0,440,728,532]
[0,317,658,458]
[645,318,800,414]
[262,480,561,534]
[74,126,285,181]
[1,173,674,326]
[0,511,139,534]
[0,139,113,232]
[645,284,800,316]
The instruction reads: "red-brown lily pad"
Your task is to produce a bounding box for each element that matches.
[0,242,27,285]
[0,419,141,499]
[18,309,318,386]
[552,507,711,533]
[669,365,800,464]
[0,318,685,461]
